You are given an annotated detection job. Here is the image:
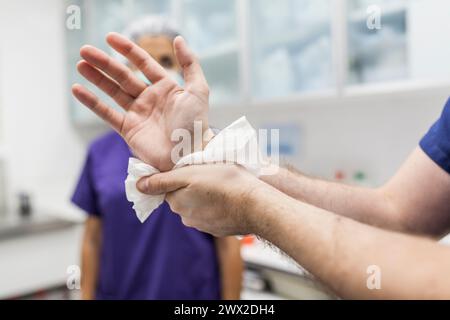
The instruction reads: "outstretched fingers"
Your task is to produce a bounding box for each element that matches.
[106,32,169,85]
[79,45,147,97]
[173,36,209,96]
[72,84,124,133]
[77,61,134,110]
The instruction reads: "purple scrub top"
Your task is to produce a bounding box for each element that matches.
[420,97,450,174]
[71,131,221,300]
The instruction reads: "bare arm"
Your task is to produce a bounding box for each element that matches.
[138,164,450,299]
[80,216,102,300]
[262,147,450,237]
[214,237,243,300]
[248,183,450,299]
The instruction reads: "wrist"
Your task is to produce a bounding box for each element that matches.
[241,181,274,235]
[81,289,95,300]
[244,181,299,241]
[187,127,215,155]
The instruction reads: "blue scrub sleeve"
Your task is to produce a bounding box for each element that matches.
[71,148,101,216]
[419,98,450,174]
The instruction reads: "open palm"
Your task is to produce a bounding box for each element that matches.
[72,33,210,171]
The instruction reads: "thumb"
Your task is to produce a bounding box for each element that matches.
[173,36,209,95]
[137,169,190,195]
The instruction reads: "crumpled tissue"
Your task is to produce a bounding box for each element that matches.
[125,116,265,223]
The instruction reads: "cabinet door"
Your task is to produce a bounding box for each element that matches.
[347,0,408,84]
[249,0,334,99]
[130,0,171,19]
[347,0,450,86]
[180,0,240,106]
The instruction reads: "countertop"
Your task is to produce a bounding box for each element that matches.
[0,213,79,241]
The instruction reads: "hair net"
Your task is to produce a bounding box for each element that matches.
[114,15,180,65]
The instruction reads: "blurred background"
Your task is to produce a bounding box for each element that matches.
[0,0,450,299]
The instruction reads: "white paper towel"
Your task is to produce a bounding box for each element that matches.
[125,116,265,223]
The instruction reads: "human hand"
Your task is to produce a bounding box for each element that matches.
[72,33,212,171]
[136,164,268,237]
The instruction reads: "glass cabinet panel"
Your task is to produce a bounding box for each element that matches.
[131,0,171,19]
[65,0,450,116]
[347,0,450,85]
[180,0,240,105]
[347,0,408,84]
[249,0,333,99]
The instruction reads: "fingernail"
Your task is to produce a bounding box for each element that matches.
[137,179,147,193]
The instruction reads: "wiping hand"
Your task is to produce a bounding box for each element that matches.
[136,164,269,237]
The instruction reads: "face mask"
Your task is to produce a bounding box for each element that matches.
[134,69,184,86]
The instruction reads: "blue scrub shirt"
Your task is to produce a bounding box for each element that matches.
[420,98,450,174]
[71,131,221,300]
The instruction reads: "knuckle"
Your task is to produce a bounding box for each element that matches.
[166,195,180,212]
[172,204,182,214]
[193,56,201,68]
[91,97,101,110]
[143,177,152,192]
[104,108,115,121]
[109,84,121,100]
[135,56,148,71]
[181,217,189,226]
[116,69,128,84]
[122,72,134,88]
[202,85,210,97]
[122,42,133,56]
[123,98,133,110]
[145,89,158,102]
[165,192,173,202]
[154,176,167,192]
[181,217,194,228]
[93,71,104,86]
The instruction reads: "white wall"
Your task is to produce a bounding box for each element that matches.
[408,0,450,80]
[0,0,104,219]
[210,87,448,186]
[0,225,83,298]
[0,0,448,220]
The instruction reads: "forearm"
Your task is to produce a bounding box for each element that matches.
[215,237,243,300]
[80,219,101,300]
[81,241,100,299]
[261,167,402,232]
[248,186,450,299]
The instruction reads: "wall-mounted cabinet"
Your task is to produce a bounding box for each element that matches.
[346,0,450,88]
[180,0,241,105]
[347,0,408,84]
[66,0,450,124]
[249,0,333,99]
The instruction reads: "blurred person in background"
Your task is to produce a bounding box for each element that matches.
[71,16,243,300]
